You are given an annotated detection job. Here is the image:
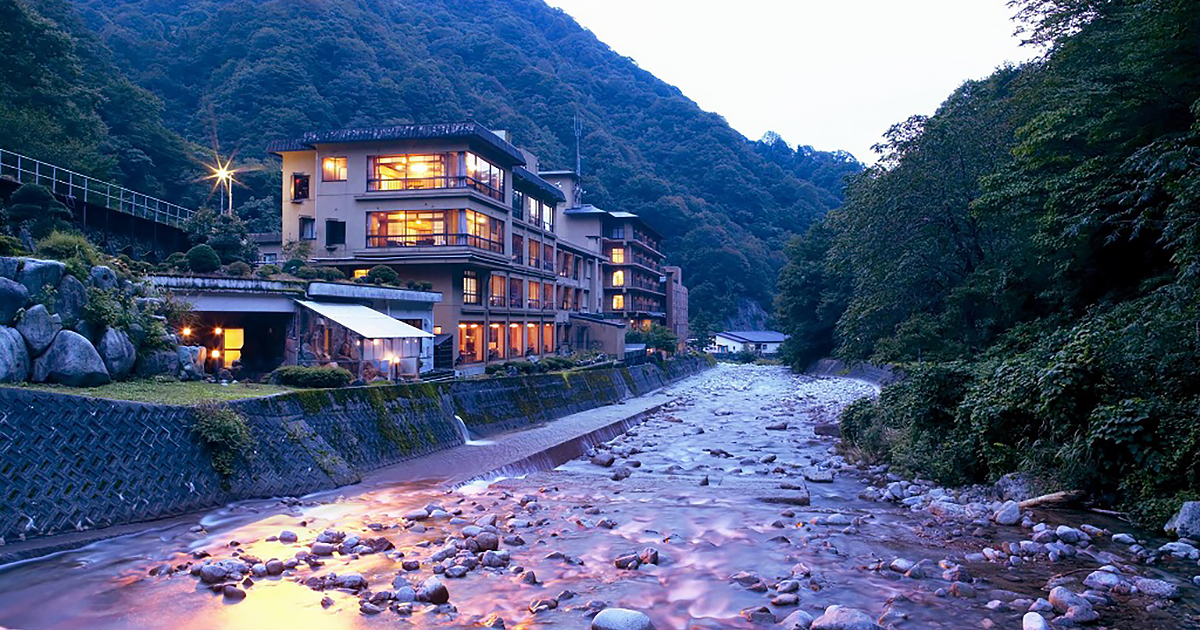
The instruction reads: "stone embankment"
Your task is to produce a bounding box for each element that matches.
[0,256,202,385]
[0,355,711,548]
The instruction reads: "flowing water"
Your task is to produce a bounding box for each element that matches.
[0,364,1197,629]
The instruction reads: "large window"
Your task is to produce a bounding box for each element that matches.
[466,210,504,251]
[541,201,554,232]
[466,153,504,200]
[489,273,506,307]
[612,270,625,287]
[512,190,526,220]
[612,294,625,310]
[543,244,554,272]
[368,154,448,191]
[512,234,524,265]
[508,322,523,358]
[463,270,479,305]
[527,281,541,309]
[542,283,553,311]
[458,322,483,364]
[325,220,346,246]
[300,217,316,241]
[528,239,541,268]
[488,323,505,361]
[610,247,625,263]
[366,210,502,253]
[322,157,347,182]
[508,277,523,309]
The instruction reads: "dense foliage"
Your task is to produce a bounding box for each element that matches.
[22,0,858,327]
[776,0,1200,527]
[271,365,354,389]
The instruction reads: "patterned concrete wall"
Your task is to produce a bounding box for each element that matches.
[0,356,711,543]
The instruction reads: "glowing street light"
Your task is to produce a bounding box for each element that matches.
[203,154,239,216]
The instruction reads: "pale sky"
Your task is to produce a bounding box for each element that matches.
[545,0,1039,164]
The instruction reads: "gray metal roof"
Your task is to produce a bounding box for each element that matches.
[513,166,566,202]
[266,121,525,164]
[717,331,788,343]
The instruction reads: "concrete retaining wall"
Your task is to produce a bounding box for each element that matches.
[0,355,711,543]
[807,358,902,387]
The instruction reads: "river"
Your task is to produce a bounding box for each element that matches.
[0,364,1196,629]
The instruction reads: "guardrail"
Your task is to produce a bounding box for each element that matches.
[0,148,195,227]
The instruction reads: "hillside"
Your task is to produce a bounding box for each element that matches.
[51,0,860,328]
[776,0,1200,527]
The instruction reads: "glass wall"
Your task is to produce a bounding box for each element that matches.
[367,151,504,200]
[458,322,483,364]
[508,323,524,358]
[542,323,554,353]
[488,323,505,361]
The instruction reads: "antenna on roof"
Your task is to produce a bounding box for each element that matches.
[573,113,584,205]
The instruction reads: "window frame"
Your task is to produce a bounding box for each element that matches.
[321,156,347,182]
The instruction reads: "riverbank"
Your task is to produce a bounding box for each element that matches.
[0,356,712,549]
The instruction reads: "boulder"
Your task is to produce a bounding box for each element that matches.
[780,609,815,630]
[0,256,18,280]
[810,606,884,630]
[54,275,87,326]
[1022,612,1050,630]
[97,328,136,377]
[177,345,205,380]
[136,348,180,377]
[88,266,118,291]
[591,608,655,630]
[16,304,60,355]
[0,326,30,382]
[17,259,64,296]
[993,500,1022,526]
[32,330,110,386]
[1166,502,1200,539]
[0,277,29,325]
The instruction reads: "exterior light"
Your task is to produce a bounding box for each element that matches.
[469,324,479,329]
[527,323,535,327]
[490,323,500,328]
[211,349,221,359]
[458,324,467,329]
[373,339,380,346]
[214,327,223,335]
[509,323,518,328]
[181,327,192,336]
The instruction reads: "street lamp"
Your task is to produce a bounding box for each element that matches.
[204,155,238,216]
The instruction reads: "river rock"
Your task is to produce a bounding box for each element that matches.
[97,328,136,377]
[812,422,840,437]
[1048,586,1089,613]
[88,266,118,291]
[53,274,87,326]
[334,572,367,590]
[810,605,884,630]
[16,304,60,355]
[17,259,64,296]
[780,609,815,630]
[0,257,17,280]
[1166,502,1200,539]
[0,277,28,325]
[0,326,30,382]
[418,576,449,604]
[591,608,655,630]
[31,330,110,386]
[993,500,1021,526]
[1113,533,1136,545]
[591,452,616,467]
[1083,569,1126,590]
[1022,612,1050,630]
[1133,577,1180,599]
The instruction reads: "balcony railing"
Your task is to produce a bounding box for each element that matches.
[543,260,555,273]
[526,298,542,309]
[509,296,524,309]
[528,257,541,269]
[366,175,504,201]
[488,295,507,307]
[366,233,503,254]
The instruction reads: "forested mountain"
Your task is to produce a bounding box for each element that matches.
[776,0,1200,527]
[6,0,860,330]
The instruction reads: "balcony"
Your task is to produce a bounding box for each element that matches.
[366,233,503,254]
[488,295,507,308]
[366,175,503,201]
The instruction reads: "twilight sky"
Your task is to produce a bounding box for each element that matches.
[545,0,1039,164]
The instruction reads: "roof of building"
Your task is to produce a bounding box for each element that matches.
[513,166,566,202]
[249,232,282,245]
[538,169,579,180]
[717,331,788,343]
[266,121,525,164]
[296,300,434,339]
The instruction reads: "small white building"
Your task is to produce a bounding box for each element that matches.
[708,331,787,356]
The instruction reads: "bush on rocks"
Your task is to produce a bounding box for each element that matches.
[225,261,252,277]
[186,244,222,273]
[192,403,256,477]
[365,265,400,285]
[271,365,353,388]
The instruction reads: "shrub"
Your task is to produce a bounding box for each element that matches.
[0,235,25,256]
[282,258,306,274]
[366,265,400,285]
[35,231,102,279]
[186,244,221,273]
[225,261,252,276]
[166,251,189,271]
[406,280,434,292]
[734,349,758,363]
[160,293,196,329]
[541,356,574,371]
[82,287,129,329]
[484,363,506,375]
[271,365,353,388]
[192,403,256,478]
[6,184,72,238]
[255,264,279,278]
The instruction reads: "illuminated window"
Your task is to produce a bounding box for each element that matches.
[610,247,625,263]
[353,269,369,279]
[466,210,504,249]
[322,157,347,181]
[291,173,310,200]
[368,154,448,191]
[463,270,479,305]
[222,328,244,368]
[612,270,625,286]
[612,294,625,310]
[433,326,443,335]
[465,153,505,200]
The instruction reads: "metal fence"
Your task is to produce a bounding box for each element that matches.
[0,148,195,227]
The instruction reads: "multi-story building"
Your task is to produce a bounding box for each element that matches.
[664,265,689,349]
[541,172,671,332]
[267,122,613,373]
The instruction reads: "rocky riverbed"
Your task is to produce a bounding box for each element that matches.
[0,364,1197,629]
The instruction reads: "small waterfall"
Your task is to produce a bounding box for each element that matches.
[454,415,492,446]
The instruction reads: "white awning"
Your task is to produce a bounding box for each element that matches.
[296,300,433,339]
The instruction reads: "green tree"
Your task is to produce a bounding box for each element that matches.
[5,183,73,239]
